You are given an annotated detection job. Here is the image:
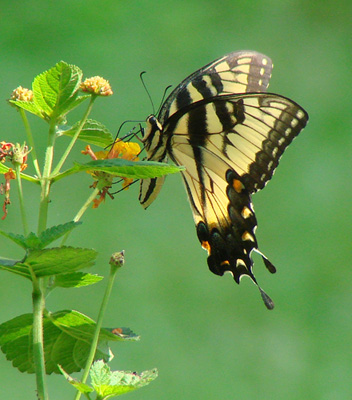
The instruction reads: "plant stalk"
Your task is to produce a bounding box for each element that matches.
[37,119,57,235]
[73,256,122,400]
[61,179,107,246]
[31,271,48,400]
[19,108,41,177]
[52,95,96,176]
[14,163,29,236]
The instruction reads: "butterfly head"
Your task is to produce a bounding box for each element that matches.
[142,114,166,160]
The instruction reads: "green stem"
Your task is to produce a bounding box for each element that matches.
[37,119,57,235]
[31,268,48,400]
[32,118,57,400]
[18,172,40,184]
[19,108,41,177]
[73,255,123,400]
[61,179,107,246]
[52,95,96,177]
[14,163,29,236]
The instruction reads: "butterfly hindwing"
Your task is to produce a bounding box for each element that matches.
[168,92,307,285]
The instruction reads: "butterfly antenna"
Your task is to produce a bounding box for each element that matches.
[156,84,172,116]
[106,121,144,156]
[140,71,155,114]
[111,179,139,195]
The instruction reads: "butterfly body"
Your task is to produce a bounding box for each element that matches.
[139,51,308,309]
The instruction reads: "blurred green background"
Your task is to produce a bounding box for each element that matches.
[1,0,351,399]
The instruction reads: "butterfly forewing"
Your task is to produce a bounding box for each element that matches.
[159,51,273,124]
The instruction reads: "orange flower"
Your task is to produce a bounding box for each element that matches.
[0,142,29,219]
[83,139,141,208]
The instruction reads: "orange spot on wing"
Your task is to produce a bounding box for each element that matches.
[233,179,244,193]
[221,260,230,267]
[201,241,211,254]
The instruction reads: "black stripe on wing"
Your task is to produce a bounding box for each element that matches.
[166,92,308,194]
[159,51,273,123]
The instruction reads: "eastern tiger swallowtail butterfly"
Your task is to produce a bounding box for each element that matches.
[139,51,308,309]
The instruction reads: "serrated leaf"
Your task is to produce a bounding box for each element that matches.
[90,361,158,398]
[0,310,120,374]
[32,61,82,121]
[39,221,81,248]
[59,94,90,115]
[8,246,97,279]
[24,232,42,249]
[75,158,184,179]
[0,230,27,248]
[0,223,80,252]
[58,119,113,147]
[54,272,103,288]
[8,100,44,118]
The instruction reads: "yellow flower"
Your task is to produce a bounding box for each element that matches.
[80,76,113,96]
[83,139,141,208]
[10,86,33,102]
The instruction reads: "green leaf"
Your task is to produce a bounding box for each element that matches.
[104,327,140,342]
[53,158,184,183]
[59,366,94,394]
[54,272,103,288]
[0,261,29,278]
[8,100,44,118]
[1,231,42,250]
[0,222,80,251]
[90,360,158,399]
[58,94,90,115]
[0,163,9,173]
[2,246,97,279]
[32,61,82,121]
[0,257,19,267]
[0,230,27,249]
[0,310,128,374]
[75,158,184,179]
[58,119,114,147]
[38,221,82,248]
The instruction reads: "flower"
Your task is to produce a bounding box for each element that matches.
[83,139,141,208]
[80,76,113,96]
[0,142,29,219]
[1,169,16,220]
[10,86,33,102]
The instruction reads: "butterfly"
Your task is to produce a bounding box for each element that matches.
[139,51,308,309]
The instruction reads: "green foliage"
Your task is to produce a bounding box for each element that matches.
[0,221,81,250]
[61,360,158,399]
[57,119,114,148]
[9,61,90,122]
[0,311,138,374]
[1,60,167,399]
[73,158,184,179]
[0,246,97,279]
[53,272,104,288]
